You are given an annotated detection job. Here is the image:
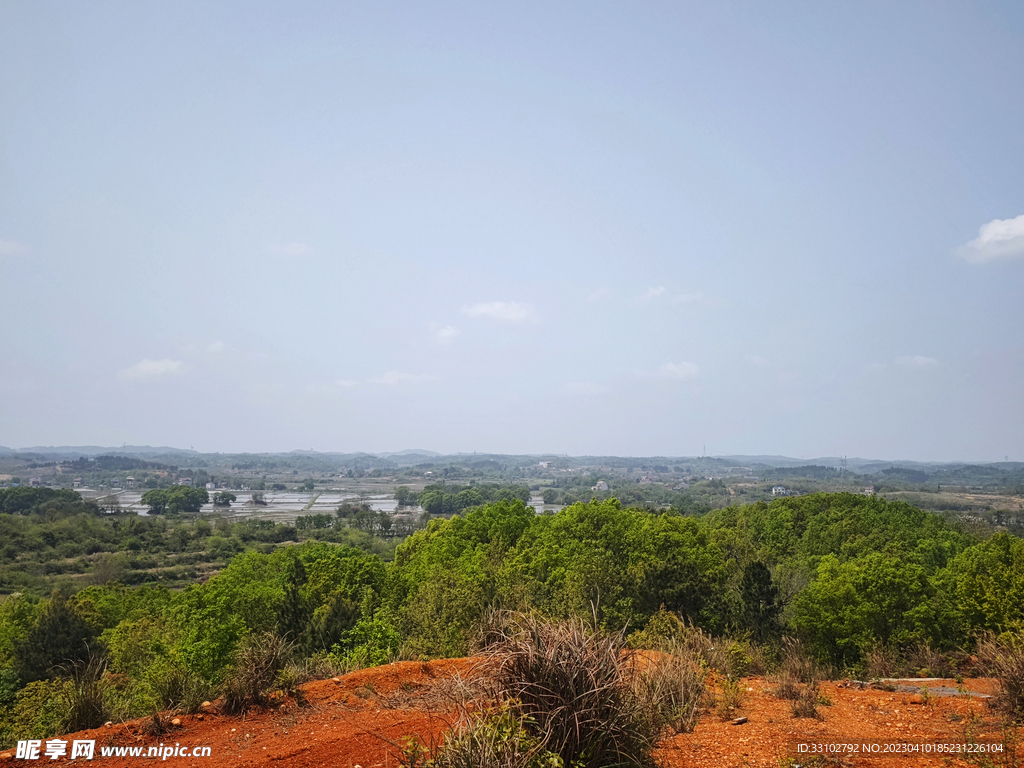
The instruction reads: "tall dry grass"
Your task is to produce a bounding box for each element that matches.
[481,611,660,767]
[767,637,824,719]
[220,632,292,715]
[400,611,720,768]
[977,632,1024,720]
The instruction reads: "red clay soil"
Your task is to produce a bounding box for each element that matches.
[2,659,1016,768]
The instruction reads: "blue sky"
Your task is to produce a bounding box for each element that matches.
[1,1,1022,460]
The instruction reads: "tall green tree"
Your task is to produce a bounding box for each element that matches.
[15,591,99,683]
[951,533,1024,634]
[792,551,951,669]
[277,553,308,642]
[739,560,781,641]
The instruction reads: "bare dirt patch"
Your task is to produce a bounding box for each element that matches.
[7,660,1014,768]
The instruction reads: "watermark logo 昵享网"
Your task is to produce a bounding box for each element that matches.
[16,739,212,760]
[16,740,94,760]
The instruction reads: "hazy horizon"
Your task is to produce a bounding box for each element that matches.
[2,2,1022,462]
[1,442,1017,469]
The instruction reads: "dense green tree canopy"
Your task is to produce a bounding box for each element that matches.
[0,487,85,515]
[1,490,1022,741]
[141,485,209,514]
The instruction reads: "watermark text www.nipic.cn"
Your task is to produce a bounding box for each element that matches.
[16,739,213,760]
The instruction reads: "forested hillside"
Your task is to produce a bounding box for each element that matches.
[0,490,1021,745]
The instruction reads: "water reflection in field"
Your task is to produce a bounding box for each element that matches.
[81,488,560,521]
[82,489,407,522]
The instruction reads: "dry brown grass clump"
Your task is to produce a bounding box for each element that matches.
[402,610,724,767]
[789,682,823,719]
[867,641,955,679]
[865,642,901,680]
[633,640,709,734]
[220,632,292,714]
[400,700,562,768]
[625,611,715,734]
[482,611,660,767]
[768,637,825,719]
[977,632,1024,720]
[769,638,818,698]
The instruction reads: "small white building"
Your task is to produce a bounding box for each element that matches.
[591,480,609,492]
[771,486,787,496]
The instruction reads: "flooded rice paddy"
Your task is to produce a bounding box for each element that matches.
[79,488,560,521]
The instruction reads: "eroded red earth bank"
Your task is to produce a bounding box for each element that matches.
[2,658,1012,768]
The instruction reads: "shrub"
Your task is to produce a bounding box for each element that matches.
[10,679,70,739]
[866,642,900,679]
[57,656,109,733]
[961,710,1020,768]
[770,637,825,720]
[715,676,744,719]
[15,592,98,683]
[723,641,752,679]
[631,643,708,734]
[330,607,401,670]
[907,641,953,678]
[407,703,563,768]
[790,682,822,719]
[977,632,1024,720]
[220,633,291,715]
[769,637,820,700]
[768,639,827,719]
[279,654,346,688]
[625,609,714,734]
[482,612,660,768]
[152,663,213,714]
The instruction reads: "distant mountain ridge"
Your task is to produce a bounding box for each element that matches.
[720,455,972,471]
[10,445,199,458]
[2,446,1015,469]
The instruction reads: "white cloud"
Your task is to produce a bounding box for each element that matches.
[117,358,184,381]
[956,213,1024,263]
[432,325,459,345]
[746,355,767,366]
[587,286,612,302]
[207,340,226,353]
[268,242,315,257]
[0,239,28,256]
[638,286,666,302]
[369,371,439,386]
[896,355,939,368]
[658,361,700,380]
[461,301,538,323]
[563,381,610,395]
